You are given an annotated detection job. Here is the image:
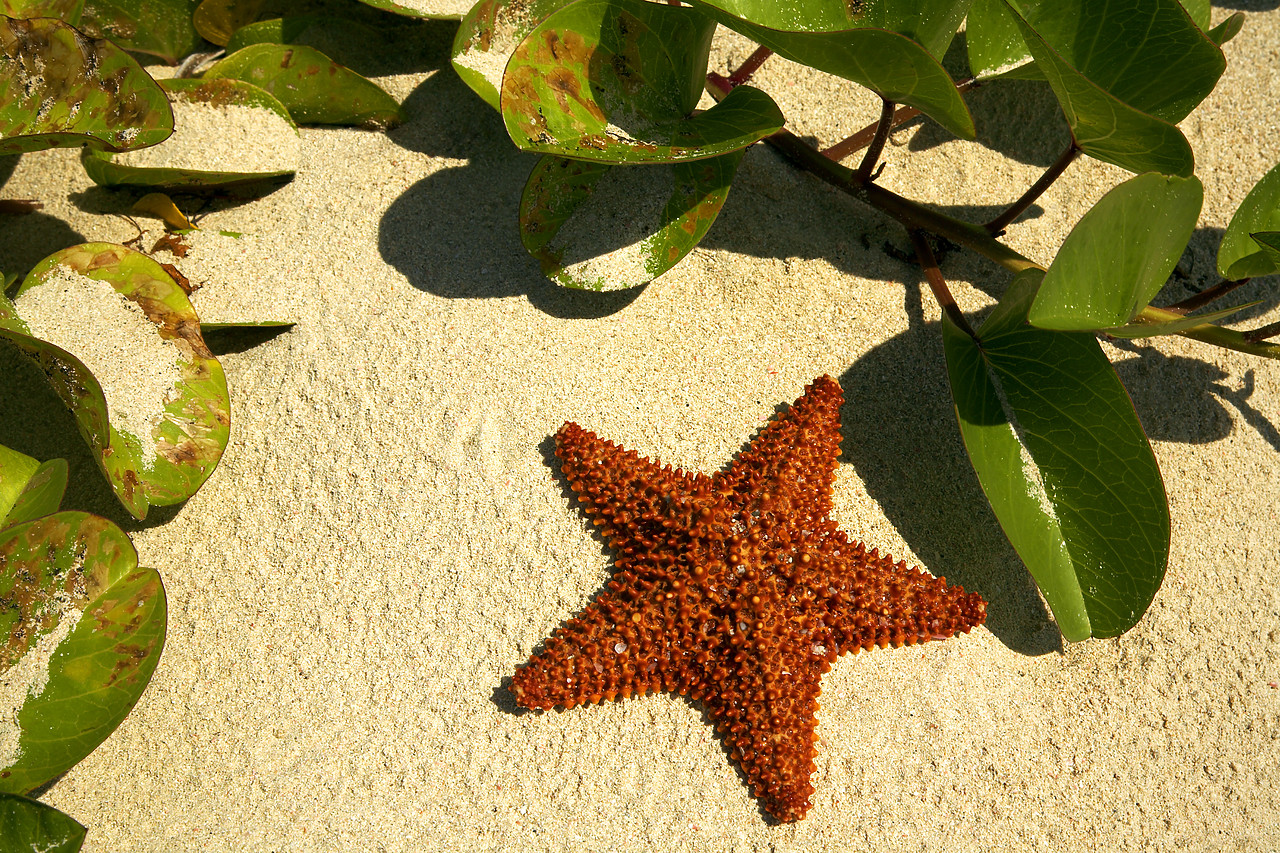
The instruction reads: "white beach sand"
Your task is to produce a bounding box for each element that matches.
[1,9,1278,851]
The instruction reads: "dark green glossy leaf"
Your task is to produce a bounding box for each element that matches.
[1219,161,1280,279]
[4,459,68,528]
[224,15,381,58]
[1030,172,1203,330]
[0,445,39,525]
[502,0,782,163]
[202,43,401,129]
[0,243,230,520]
[1101,302,1259,339]
[966,0,1029,78]
[521,152,742,290]
[1252,232,1280,270]
[83,77,299,189]
[944,269,1168,640]
[0,512,165,794]
[353,0,470,17]
[0,794,85,853]
[688,0,974,139]
[0,0,84,20]
[0,16,173,155]
[451,0,575,111]
[77,0,201,64]
[1003,0,1224,176]
[193,0,264,45]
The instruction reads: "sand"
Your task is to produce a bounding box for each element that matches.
[111,99,300,175]
[0,10,1278,852]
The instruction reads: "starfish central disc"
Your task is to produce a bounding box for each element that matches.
[510,376,986,822]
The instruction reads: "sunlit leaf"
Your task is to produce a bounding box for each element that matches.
[944,270,1168,640]
[0,0,84,20]
[1179,0,1209,29]
[77,0,201,64]
[1102,301,1260,339]
[966,0,1029,78]
[521,152,742,290]
[1029,172,1203,330]
[0,243,230,520]
[193,0,264,45]
[451,0,575,110]
[0,794,85,853]
[0,444,39,525]
[1219,161,1280,279]
[1252,232,1280,270]
[1003,0,1224,176]
[0,512,165,794]
[352,0,471,17]
[0,16,173,155]
[4,458,68,528]
[502,0,782,163]
[83,77,299,189]
[131,192,195,230]
[202,42,402,129]
[688,0,975,139]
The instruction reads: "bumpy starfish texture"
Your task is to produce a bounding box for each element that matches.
[511,376,986,822]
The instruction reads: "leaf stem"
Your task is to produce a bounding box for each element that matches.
[910,229,976,337]
[1165,277,1252,314]
[728,46,774,87]
[853,98,895,183]
[1137,306,1280,357]
[983,142,1079,235]
[822,78,981,162]
[1243,320,1280,343]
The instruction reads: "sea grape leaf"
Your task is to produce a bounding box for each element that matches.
[353,0,470,17]
[1219,161,1280,279]
[0,0,84,19]
[943,270,1168,640]
[521,152,742,290]
[966,0,1029,78]
[224,15,383,59]
[0,512,166,794]
[77,0,201,64]
[686,0,974,139]
[451,0,575,111]
[1252,232,1280,270]
[1002,0,1225,176]
[0,794,86,853]
[193,0,265,46]
[1029,173,1203,330]
[82,77,299,189]
[202,43,402,129]
[1179,0,1209,29]
[1101,302,1259,339]
[0,16,173,155]
[0,243,230,520]
[4,458,68,528]
[0,444,39,524]
[502,0,783,163]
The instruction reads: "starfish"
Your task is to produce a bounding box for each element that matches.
[511,376,986,822]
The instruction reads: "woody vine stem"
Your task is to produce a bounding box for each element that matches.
[706,59,1280,358]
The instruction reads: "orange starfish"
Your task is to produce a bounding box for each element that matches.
[511,376,986,822]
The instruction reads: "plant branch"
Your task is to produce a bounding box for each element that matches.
[1165,277,1252,314]
[728,46,774,86]
[822,78,981,162]
[1243,320,1280,343]
[910,229,975,337]
[854,98,895,183]
[1137,306,1280,358]
[983,142,1079,235]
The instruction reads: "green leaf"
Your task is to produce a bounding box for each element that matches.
[0,445,39,525]
[200,320,294,331]
[202,43,402,129]
[1003,0,1225,176]
[82,77,299,189]
[193,0,265,46]
[225,15,382,57]
[352,0,471,17]
[4,459,68,528]
[943,269,1169,640]
[1101,301,1260,339]
[0,0,84,20]
[1219,161,1280,279]
[966,0,1029,78]
[688,0,975,139]
[451,0,575,111]
[521,152,742,290]
[1206,13,1244,47]
[1178,0,1209,30]
[0,512,166,794]
[1029,172,1203,330]
[1252,232,1280,270]
[501,0,781,164]
[0,794,86,853]
[77,0,201,64]
[0,243,230,520]
[0,16,173,155]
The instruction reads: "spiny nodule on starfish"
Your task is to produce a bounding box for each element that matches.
[510,376,986,822]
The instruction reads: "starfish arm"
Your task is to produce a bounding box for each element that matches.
[722,376,844,529]
[818,531,987,652]
[556,422,714,556]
